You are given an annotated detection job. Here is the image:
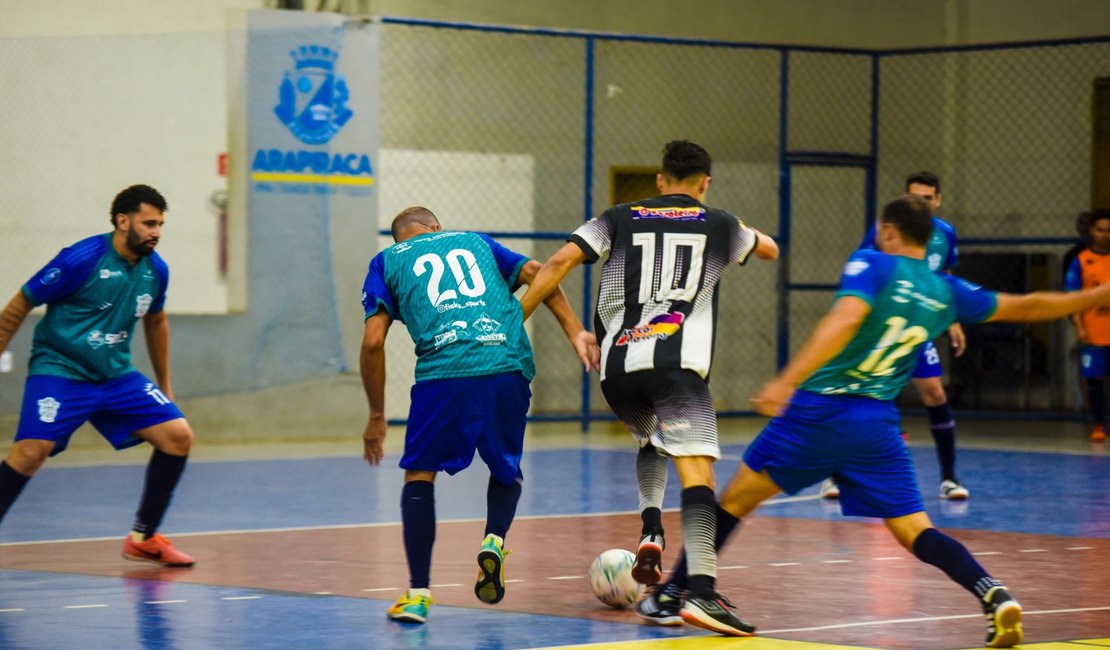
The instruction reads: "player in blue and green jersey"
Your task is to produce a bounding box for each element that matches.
[359,206,598,624]
[824,171,971,502]
[0,185,196,568]
[645,195,1110,646]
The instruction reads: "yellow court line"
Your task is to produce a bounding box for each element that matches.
[250,172,375,185]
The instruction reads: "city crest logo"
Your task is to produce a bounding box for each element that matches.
[274,45,353,145]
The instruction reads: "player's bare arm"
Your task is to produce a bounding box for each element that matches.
[516,259,600,372]
[519,242,587,320]
[0,291,33,355]
[751,296,871,417]
[359,310,391,466]
[142,310,174,400]
[947,322,967,357]
[989,283,1110,323]
[750,228,780,261]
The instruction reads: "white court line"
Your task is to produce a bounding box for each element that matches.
[0,495,825,547]
[759,604,1110,635]
[822,559,853,563]
[1067,546,1093,550]
[312,592,333,595]
[1018,549,1048,553]
[220,596,262,601]
[362,587,399,593]
[768,562,800,567]
[547,575,582,580]
[873,557,902,561]
[429,583,463,588]
[972,551,1002,556]
[145,600,186,605]
[719,565,748,570]
[0,609,25,613]
[63,604,108,609]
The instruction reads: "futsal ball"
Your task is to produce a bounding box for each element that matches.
[588,548,642,608]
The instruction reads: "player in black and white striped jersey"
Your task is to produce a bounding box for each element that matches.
[521,140,778,635]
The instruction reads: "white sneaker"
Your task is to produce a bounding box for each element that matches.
[819,478,840,499]
[940,479,970,500]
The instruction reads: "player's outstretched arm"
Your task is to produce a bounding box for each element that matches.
[359,311,391,467]
[750,228,780,261]
[518,243,587,321]
[989,284,1110,323]
[142,310,174,400]
[516,259,600,372]
[751,296,871,417]
[0,291,34,356]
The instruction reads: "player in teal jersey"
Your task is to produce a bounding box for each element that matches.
[0,185,196,567]
[360,206,597,624]
[823,171,970,501]
[641,195,1110,647]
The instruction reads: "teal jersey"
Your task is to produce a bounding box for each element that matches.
[361,231,535,382]
[800,250,996,401]
[21,233,170,382]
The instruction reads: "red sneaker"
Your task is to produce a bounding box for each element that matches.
[122,533,195,567]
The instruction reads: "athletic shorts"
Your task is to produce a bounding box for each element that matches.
[911,341,942,379]
[600,368,719,459]
[15,372,185,456]
[743,390,924,519]
[1080,346,1110,379]
[402,371,531,486]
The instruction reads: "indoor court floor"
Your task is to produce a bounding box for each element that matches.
[0,417,1107,650]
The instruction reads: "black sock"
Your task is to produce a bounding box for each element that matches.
[401,480,435,589]
[1087,378,1105,425]
[640,507,663,537]
[485,470,522,539]
[0,461,32,526]
[132,450,188,538]
[668,504,740,590]
[926,403,957,482]
[912,528,1000,599]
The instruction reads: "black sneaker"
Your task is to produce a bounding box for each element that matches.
[631,532,664,585]
[680,590,756,637]
[982,586,1023,648]
[634,582,683,626]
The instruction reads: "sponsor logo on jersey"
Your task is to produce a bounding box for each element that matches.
[844,260,869,276]
[927,252,943,271]
[615,312,685,346]
[436,299,487,314]
[473,313,505,344]
[659,419,691,433]
[99,269,123,279]
[135,294,153,317]
[41,268,62,285]
[630,206,706,221]
[891,280,946,312]
[434,321,470,349]
[37,397,61,423]
[87,330,129,349]
[392,241,414,253]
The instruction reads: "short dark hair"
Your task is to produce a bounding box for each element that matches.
[880,195,933,247]
[391,206,439,241]
[110,184,167,226]
[904,171,940,194]
[661,140,712,180]
[1089,209,1110,229]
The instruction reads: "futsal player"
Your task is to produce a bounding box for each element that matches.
[1065,209,1110,442]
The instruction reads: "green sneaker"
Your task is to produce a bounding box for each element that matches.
[387,589,433,624]
[474,534,510,604]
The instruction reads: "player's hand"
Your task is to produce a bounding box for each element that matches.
[363,417,386,466]
[948,323,967,357]
[750,378,794,417]
[573,330,601,373]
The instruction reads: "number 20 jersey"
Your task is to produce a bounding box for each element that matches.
[569,194,757,382]
[361,231,535,383]
[800,249,997,401]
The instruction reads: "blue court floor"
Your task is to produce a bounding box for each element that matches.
[0,418,1107,650]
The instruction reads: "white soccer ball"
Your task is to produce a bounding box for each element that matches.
[588,548,642,608]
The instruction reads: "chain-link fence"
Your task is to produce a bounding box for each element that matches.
[1,14,1106,424]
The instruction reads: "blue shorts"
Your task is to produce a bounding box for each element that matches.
[1080,346,1110,379]
[402,372,531,485]
[15,372,185,456]
[911,341,942,379]
[743,390,924,519]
